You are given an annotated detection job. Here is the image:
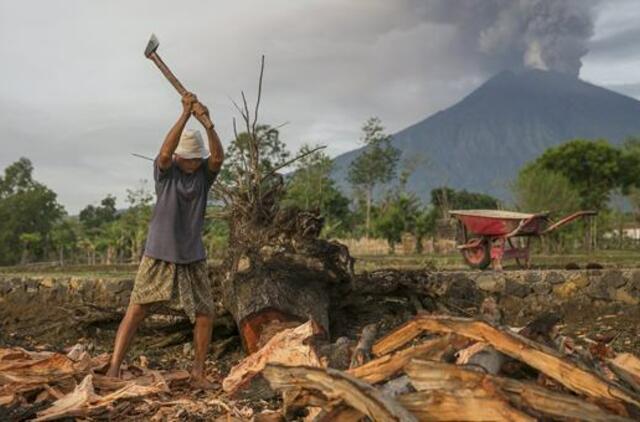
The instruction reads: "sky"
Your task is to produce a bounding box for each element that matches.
[1,0,639,214]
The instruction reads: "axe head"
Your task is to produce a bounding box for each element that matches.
[144,34,159,58]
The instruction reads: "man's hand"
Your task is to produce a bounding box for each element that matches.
[182,92,198,115]
[192,101,214,129]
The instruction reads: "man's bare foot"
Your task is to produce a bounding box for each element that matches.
[105,365,121,378]
[189,373,219,390]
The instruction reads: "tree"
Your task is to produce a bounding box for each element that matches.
[51,219,78,265]
[79,194,118,232]
[347,117,400,236]
[0,158,64,265]
[622,138,640,225]
[512,164,581,215]
[284,144,351,236]
[119,181,153,262]
[217,124,291,189]
[19,232,42,264]
[534,139,625,210]
[430,187,498,217]
[373,192,420,253]
[414,207,436,253]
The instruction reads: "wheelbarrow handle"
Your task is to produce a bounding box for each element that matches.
[541,210,597,235]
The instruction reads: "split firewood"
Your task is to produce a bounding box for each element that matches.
[398,388,535,422]
[398,315,640,408]
[405,359,633,422]
[609,353,640,386]
[448,297,508,375]
[347,335,452,384]
[222,320,324,395]
[262,363,418,422]
[349,323,377,369]
[371,320,426,357]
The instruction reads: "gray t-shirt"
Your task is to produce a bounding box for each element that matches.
[144,157,217,263]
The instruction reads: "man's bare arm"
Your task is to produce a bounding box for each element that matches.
[205,127,224,172]
[158,93,197,170]
[193,102,224,172]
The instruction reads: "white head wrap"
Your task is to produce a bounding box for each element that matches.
[175,129,210,159]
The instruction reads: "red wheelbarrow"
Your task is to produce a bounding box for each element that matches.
[449,209,597,270]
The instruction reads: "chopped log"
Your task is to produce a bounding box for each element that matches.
[222,320,324,395]
[210,60,356,355]
[349,323,377,369]
[398,389,535,422]
[226,266,331,354]
[405,359,633,422]
[262,363,418,422]
[610,353,640,387]
[401,315,640,408]
[371,320,425,357]
[347,336,452,384]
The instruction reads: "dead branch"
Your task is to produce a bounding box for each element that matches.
[382,315,640,408]
[348,336,452,385]
[262,364,418,422]
[405,359,632,422]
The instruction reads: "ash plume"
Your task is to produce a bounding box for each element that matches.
[421,0,597,76]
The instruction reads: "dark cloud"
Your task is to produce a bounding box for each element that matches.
[420,0,597,76]
[589,27,640,60]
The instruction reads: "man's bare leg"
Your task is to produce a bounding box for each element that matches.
[190,313,217,389]
[106,303,148,377]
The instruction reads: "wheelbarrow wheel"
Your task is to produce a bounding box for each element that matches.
[461,238,491,270]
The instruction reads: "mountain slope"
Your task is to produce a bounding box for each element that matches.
[331,69,640,202]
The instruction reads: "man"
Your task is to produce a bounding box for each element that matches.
[106,92,224,389]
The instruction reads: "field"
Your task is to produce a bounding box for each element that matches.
[3,249,640,419]
[1,249,639,277]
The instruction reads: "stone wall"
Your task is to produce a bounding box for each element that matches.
[431,269,640,305]
[0,275,134,311]
[1,268,639,325]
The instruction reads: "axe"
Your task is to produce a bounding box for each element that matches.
[144,34,214,129]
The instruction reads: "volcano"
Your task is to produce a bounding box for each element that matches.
[330,69,640,202]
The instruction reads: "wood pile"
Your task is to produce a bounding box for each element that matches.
[224,313,640,421]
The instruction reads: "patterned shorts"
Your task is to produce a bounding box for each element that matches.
[130,255,215,323]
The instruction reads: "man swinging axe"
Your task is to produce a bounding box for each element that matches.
[106,35,224,389]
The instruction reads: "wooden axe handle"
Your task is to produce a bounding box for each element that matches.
[148,52,214,129]
[148,52,187,96]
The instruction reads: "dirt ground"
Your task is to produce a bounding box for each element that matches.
[3,259,640,420]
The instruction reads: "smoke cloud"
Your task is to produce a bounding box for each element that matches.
[422,0,597,76]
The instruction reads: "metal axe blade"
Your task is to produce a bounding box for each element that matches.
[143,33,214,129]
[144,34,159,58]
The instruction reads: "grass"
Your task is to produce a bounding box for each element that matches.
[1,250,639,277]
[354,249,640,272]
